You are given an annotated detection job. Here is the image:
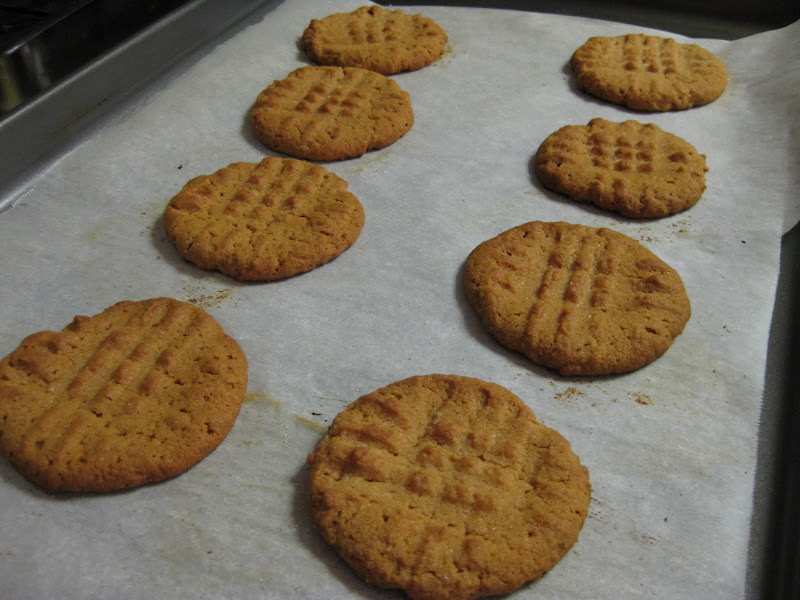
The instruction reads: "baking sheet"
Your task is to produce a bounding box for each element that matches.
[1,0,798,597]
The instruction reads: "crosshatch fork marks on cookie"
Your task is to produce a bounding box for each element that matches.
[164,157,364,281]
[307,374,590,600]
[250,65,414,161]
[621,35,683,76]
[301,5,448,75]
[0,297,247,492]
[277,67,377,119]
[534,118,708,218]
[570,34,728,111]
[465,221,691,376]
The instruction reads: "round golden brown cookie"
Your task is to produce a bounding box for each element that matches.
[535,118,708,218]
[250,65,414,161]
[571,33,728,111]
[464,221,691,376]
[164,157,364,281]
[0,298,247,493]
[307,374,591,600]
[301,5,448,75]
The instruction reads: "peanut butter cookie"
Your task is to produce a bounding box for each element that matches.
[535,118,708,218]
[302,5,448,75]
[465,221,691,376]
[308,374,590,600]
[250,65,414,161]
[164,157,364,281]
[0,298,247,493]
[571,33,728,111]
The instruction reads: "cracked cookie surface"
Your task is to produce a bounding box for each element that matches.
[0,297,247,493]
[535,118,708,218]
[307,374,590,600]
[465,221,691,376]
[302,5,448,75]
[164,157,364,281]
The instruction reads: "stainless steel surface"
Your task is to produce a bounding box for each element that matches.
[0,0,189,117]
[0,0,285,210]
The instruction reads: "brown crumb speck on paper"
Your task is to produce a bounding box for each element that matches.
[185,288,232,309]
[670,218,692,236]
[243,391,268,404]
[630,392,652,405]
[554,386,585,401]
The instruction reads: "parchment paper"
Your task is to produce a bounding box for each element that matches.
[1,1,798,597]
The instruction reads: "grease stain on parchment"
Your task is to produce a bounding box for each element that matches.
[87,218,116,244]
[243,391,282,410]
[244,391,328,434]
[433,41,455,67]
[294,416,328,434]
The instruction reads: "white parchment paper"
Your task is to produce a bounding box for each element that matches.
[1,1,798,597]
